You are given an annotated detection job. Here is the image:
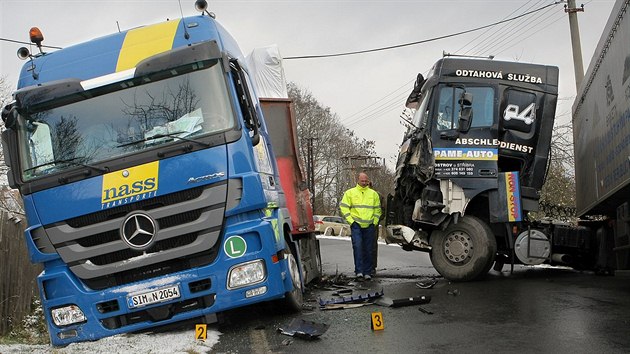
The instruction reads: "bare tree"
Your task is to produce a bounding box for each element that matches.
[122,78,200,131]
[288,82,394,215]
[533,122,576,221]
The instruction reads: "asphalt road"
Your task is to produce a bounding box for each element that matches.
[210,236,630,354]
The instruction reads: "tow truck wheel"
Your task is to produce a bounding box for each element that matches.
[430,215,496,282]
[281,246,304,312]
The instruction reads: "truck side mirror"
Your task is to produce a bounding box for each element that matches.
[230,59,261,146]
[1,104,17,129]
[1,130,18,189]
[458,92,473,133]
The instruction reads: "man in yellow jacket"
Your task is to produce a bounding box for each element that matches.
[340,172,381,280]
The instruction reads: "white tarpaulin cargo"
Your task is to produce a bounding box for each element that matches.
[246,45,288,98]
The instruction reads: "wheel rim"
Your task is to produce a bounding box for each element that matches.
[443,230,472,264]
[288,253,303,297]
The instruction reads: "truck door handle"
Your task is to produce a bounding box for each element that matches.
[479,169,496,176]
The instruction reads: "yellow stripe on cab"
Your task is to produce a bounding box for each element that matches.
[116,19,181,72]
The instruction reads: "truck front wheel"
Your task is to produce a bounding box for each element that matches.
[430,215,496,281]
[280,247,304,312]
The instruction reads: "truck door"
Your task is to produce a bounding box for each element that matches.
[431,85,497,180]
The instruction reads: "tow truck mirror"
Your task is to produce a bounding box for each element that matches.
[458,92,473,133]
[405,73,426,109]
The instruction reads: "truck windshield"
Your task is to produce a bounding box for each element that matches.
[15,62,235,181]
[435,86,494,130]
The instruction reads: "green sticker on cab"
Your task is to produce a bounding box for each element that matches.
[224,235,247,258]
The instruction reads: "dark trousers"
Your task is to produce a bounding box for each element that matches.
[350,223,376,275]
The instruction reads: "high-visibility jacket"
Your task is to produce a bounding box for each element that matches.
[339,185,382,228]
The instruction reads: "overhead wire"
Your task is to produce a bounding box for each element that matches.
[491,0,597,57]
[474,2,558,57]
[468,0,547,56]
[341,78,415,123]
[0,37,62,49]
[339,1,567,129]
[345,96,407,128]
[283,1,562,60]
[491,8,565,57]
[454,0,532,55]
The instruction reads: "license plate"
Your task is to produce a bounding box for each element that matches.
[127,285,181,309]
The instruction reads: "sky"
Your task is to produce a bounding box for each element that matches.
[0,0,618,169]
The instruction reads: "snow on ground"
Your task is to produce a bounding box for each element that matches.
[0,328,221,353]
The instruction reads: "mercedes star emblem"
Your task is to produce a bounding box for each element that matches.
[121,213,157,250]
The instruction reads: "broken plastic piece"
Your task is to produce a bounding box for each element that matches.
[416,278,438,289]
[331,289,353,296]
[391,296,431,308]
[418,306,433,315]
[321,303,373,310]
[277,318,329,340]
[318,289,384,307]
[374,297,394,307]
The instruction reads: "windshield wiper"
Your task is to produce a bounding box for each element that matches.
[116,131,211,148]
[24,157,108,173]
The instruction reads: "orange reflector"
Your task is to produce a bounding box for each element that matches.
[29,27,44,45]
[512,226,518,235]
[271,254,279,263]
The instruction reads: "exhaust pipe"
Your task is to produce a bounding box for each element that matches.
[551,253,573,264]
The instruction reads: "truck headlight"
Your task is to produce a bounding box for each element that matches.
[51,305,86,327]
[227,259,266,289]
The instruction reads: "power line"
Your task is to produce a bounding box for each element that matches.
[345,97,405,128]
[491,10,565,57]
[455,0,533,55]
[0,37,62,49]
[284,1,562,60]
[341,78,415,123]
[338,2,567,129]
[467,0,548,56]
[474,1,557,57]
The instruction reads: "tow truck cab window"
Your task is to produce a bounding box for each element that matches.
[435,86,494,131]
[411,88,433,129]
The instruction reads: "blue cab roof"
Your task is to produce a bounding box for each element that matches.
[18,15,243,89]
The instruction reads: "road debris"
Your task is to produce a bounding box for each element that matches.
[281,339,293,346]
[447,289,460,296]
[320,303,374,310]
[391,296,431,308]
[331,288,353,296]
[418,306,434,315]
[415,277,439,289]
[374,294,431,308]
[277,318,329,340]
[318,289,384,309]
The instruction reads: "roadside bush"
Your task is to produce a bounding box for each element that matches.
[0,298,49,345]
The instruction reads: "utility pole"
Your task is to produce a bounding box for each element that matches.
[341,155,382,187]
[306,137,317,214]
[565,0,585,92]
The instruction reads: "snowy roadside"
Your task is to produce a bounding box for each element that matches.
[0,329,221,353]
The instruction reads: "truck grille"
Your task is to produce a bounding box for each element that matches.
[43,182,229,290]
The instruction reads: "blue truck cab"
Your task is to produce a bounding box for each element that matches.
[1,9,314,346]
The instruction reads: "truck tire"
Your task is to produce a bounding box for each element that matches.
[280,246,303,312]
[430,215,496,282]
